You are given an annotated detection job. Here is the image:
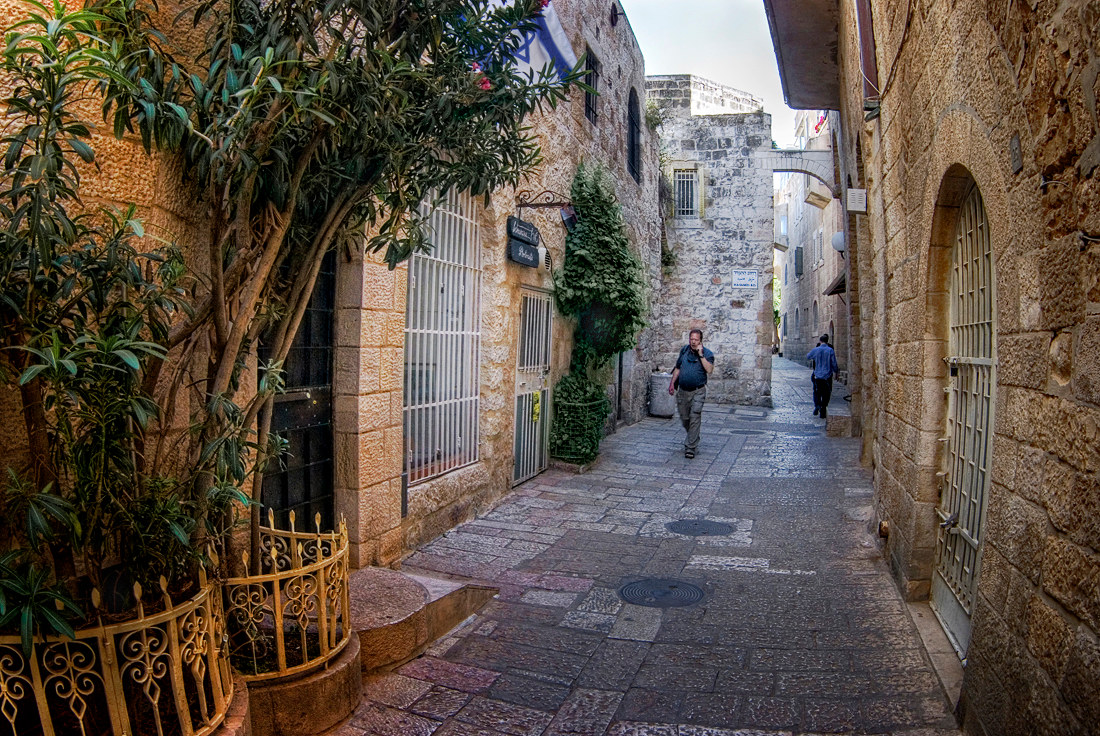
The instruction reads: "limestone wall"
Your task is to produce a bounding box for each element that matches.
[647,74,764,116]
[647,76,775,406]
[827,1,1100,733]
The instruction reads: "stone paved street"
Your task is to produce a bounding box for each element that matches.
[337,358,962,735]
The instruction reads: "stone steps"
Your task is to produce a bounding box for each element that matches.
[350,566,497,674]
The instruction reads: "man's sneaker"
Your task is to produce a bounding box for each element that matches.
[820,409,827,419]
[813,407,819,416]
[685,449,695,458]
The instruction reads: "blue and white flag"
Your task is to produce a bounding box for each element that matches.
[490,1,578,81]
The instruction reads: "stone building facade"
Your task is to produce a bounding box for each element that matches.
[775,111,849,380]
[766,1,1100,734]
[344,0,661,566]
[646,75,775,405]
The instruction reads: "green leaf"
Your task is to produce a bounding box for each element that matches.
[68,138,94,163]
[18,365,47,385]
[113,350,140,370]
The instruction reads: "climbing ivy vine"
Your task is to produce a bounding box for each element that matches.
[553,162,648,369]
[549,162,647,464]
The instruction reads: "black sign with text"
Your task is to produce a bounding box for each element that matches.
[507,216,541,246]
[508,238,540,268]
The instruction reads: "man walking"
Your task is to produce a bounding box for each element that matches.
[807,334,839,419]
[668,329,714,458]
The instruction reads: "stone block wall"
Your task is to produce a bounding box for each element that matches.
[824,1,1100,733]
[648,76,775,406]
[647,74,764,116]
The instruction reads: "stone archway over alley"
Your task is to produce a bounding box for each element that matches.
[338,357,962,736]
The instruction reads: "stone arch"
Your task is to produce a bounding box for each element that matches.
[760,149,838,197]
[904,105,1010,593]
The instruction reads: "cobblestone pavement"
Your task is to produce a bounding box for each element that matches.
[338,358,961,736]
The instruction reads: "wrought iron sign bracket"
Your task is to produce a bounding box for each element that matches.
[516,189,572,209]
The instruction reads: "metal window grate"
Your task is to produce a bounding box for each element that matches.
[674,169,697,218]
[403,189,482,485]
[518,291,552,372]
[627,89,641,182]
[584,50,599,124]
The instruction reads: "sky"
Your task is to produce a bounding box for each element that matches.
[616,0,798,147]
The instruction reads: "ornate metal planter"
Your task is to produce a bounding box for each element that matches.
[223,512,351,682]
[549,396,610,465]
[0,568,234,736]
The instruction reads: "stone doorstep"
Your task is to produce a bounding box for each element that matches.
[906,601,965,714]
[549,457,596,474]
[350,566,497,674]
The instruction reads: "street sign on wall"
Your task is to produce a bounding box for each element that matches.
[731,269,759,289]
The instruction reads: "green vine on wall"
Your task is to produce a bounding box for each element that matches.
[549,162,647,464]
[553,162,648,370]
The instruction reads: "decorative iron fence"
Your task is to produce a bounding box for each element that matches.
[223,512,351,681]
[0,568,234,736]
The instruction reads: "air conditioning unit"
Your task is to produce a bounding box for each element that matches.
[846,188,868,213]
[537,246,552,272]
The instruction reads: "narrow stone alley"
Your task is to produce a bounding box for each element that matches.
[338,359,962,736]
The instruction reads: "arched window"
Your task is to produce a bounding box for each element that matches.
[812,301,819,332]
[627,89,641,183]
[794,308,800,335]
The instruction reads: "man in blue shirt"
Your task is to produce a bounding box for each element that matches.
[807,334,839,419]
[668,329,714,458]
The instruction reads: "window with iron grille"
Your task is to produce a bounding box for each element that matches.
[674,169,698,218]
[584,49,599,124]
[403,189,482,485]
[627,88,641,182]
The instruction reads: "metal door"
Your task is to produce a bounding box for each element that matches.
[260,251,336,531]
[513,289,552,485]
[931,186,995,658]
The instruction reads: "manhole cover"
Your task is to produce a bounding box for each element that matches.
[618,579,705,608]
[730,429,763,435]
[666,519,734,536]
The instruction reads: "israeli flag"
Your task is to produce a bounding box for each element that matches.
[491,1,578,80]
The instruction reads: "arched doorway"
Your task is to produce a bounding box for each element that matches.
[931,183,996,657]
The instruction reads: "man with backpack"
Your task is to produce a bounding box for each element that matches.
[668,329,714,458]
[807,333,839,419]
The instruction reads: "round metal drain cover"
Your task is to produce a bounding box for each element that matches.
[666,519,734,536]
[618,579,705,608]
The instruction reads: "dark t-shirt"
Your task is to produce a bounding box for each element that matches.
[675,345,715,391]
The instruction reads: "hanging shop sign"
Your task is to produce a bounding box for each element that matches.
[507,216,542,268]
